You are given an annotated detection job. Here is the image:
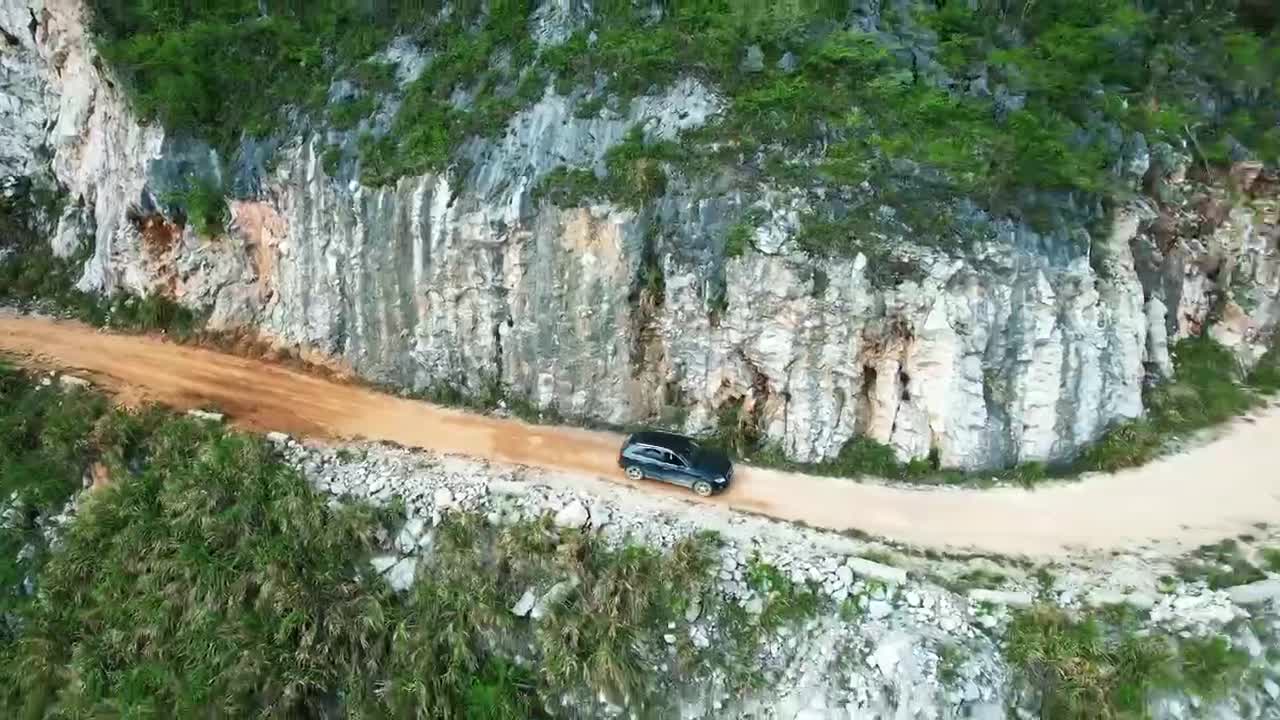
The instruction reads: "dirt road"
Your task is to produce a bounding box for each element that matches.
[3,313,1278,557]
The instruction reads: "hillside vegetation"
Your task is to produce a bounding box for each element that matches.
[89,0,1279,240]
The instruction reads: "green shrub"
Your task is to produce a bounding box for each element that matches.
[1176,539,1266,589]
[328,94,377,130]
[165,176,228,238]
[723,219,755,259]
[1177,636,1249,699]
[1006,606,1177,719]
[0,372,733,715]
[1077,335,1277,474]
[535,167,604,208]
[351,60,398,93]
[87,2,433,150]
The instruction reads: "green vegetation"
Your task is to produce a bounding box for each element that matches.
[1077,335,1279,473]
[723,218,756,259]
[1005,605,1248,719]
[0,241,203,342]
[87,1,436,149]
[163,174,229,238]
[1176,539,1267,589]
[88,0,1280,257]
[328,94,377,130]
[936,641,966,685]
[0,369,764,716]
[955,568,1009,590]
[0,365,110,653]
[1,185,205,340]
[743,557,823,631]
[536,126,680,209]
[1262,547,1280,573]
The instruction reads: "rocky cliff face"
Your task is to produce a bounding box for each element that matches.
[2,0,1278,470]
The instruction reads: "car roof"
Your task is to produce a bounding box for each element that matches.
[626,431,699,456]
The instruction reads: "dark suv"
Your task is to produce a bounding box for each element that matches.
[618,431,733,497]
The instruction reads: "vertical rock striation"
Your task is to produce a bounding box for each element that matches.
[2,0,1278,470]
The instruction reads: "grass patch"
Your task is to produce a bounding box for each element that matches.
[1176,539,1266,589]
[0,370,755,716]
[937,641,966,685]
[328,94,377,130]
[1261,548,1280,573]
[1005,605,1247,718]
[1177,635,1249,700]
[1077,335,1276,473]
[163,175,229,238]
[743,556,823,631]
[535,126,679,210]
[87,0,1280,241]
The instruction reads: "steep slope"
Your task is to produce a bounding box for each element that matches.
[1,0,1279,471]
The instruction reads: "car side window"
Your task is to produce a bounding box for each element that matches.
[634,447,664,462]
[666,451,687,467]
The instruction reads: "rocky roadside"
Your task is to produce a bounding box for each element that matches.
[4,371,1280,717]
[269,430,1280,719]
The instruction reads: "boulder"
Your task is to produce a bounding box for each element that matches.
[511,588,537,617]
[553,500,590,529]
[396,517,428,553]
[968,589,1034,608]
[186,409,225,423]
[531,579,578,620]
[868,600,894,620]
[846,558,907,585]
[1227,579,1280,606]
[385,557,417,592]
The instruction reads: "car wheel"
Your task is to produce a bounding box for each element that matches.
[625,465,644,481]
[692,481,713,498]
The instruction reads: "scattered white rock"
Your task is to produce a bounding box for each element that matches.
[1228,579,1280,606]
[835,565,854,588]
[847,558,908,585]
[554,500,590,529]
[868,600,894,620]
[186,409,225,423]
[396,517,427,553]
[531,579,578,620]
[968,589,1034,608]
[433,487,456,509]
[385,557,417,592]
[685,597,702,623]
[511,588,537,617]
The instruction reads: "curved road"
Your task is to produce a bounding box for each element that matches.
[2,314,1277,557]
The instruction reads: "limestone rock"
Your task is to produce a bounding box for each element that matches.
[511,588,537,618]
[554,500,590,529]
[968,589,1034,608]
[846,558,907,586]
[1228,579,1280,606]
[385,557,417,592]
[531,579,578,620]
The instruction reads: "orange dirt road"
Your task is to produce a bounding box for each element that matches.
[3,313,1279,558]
